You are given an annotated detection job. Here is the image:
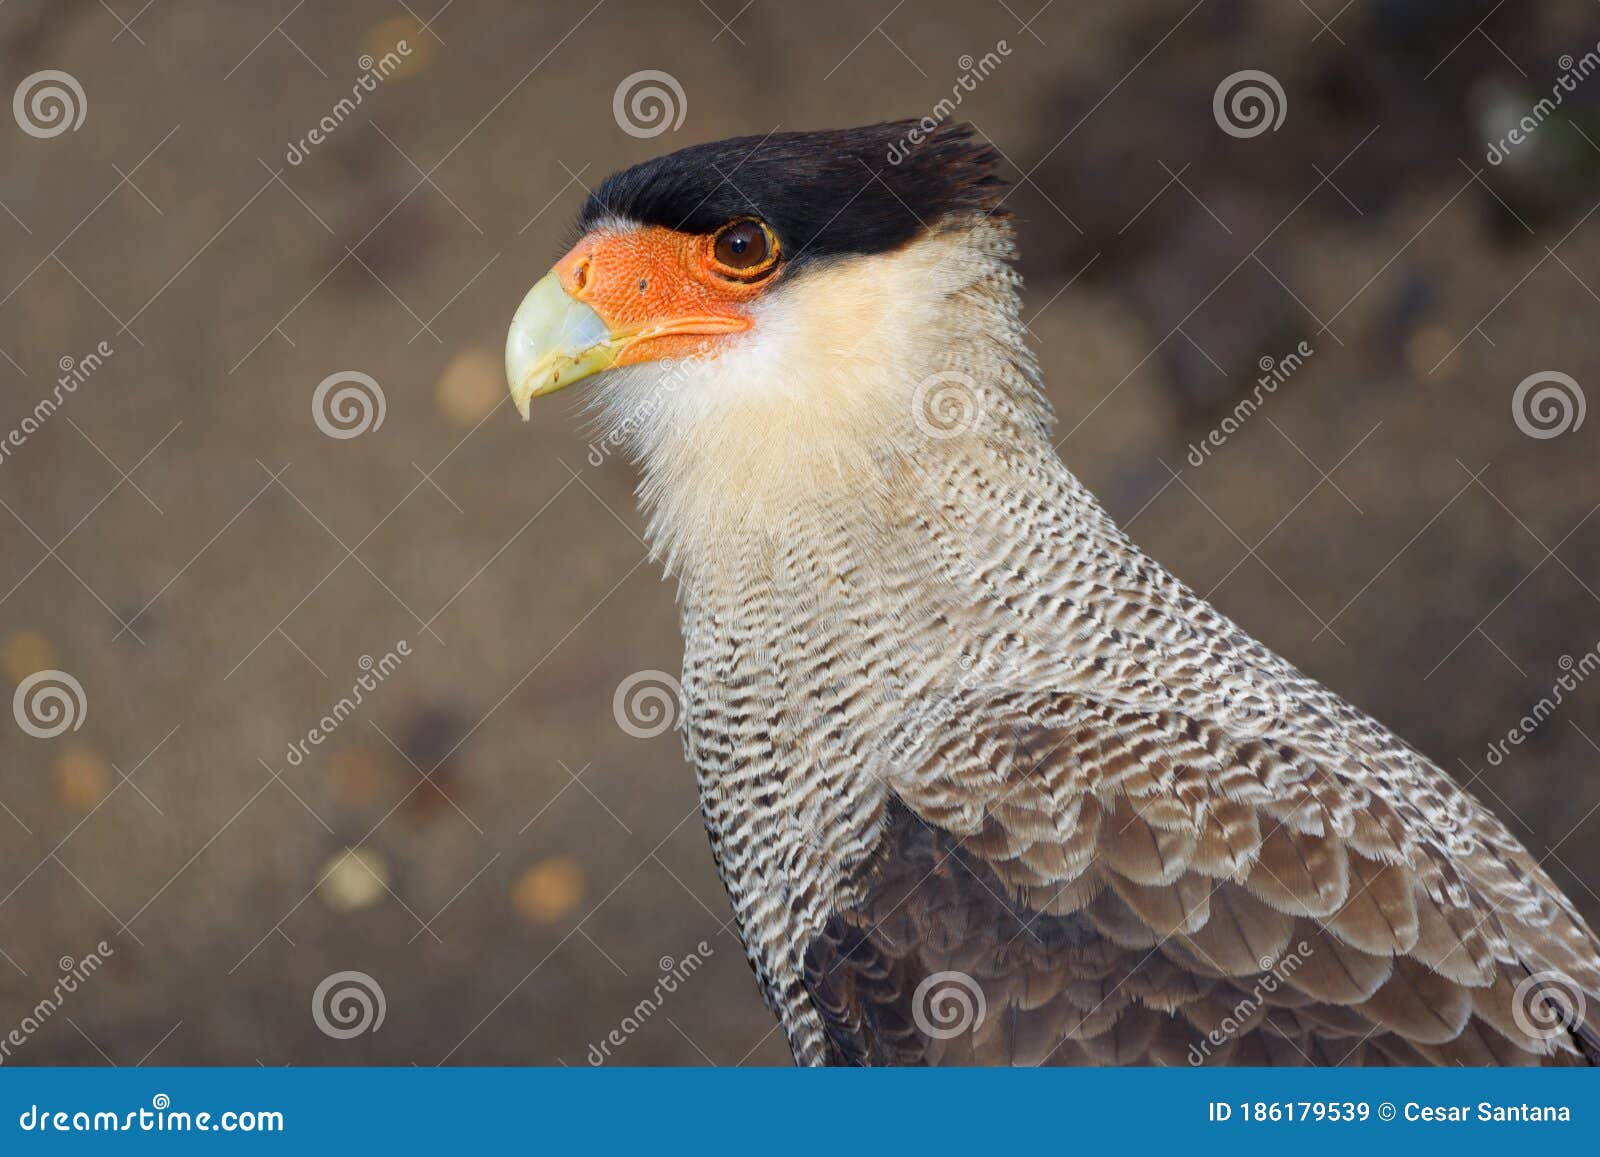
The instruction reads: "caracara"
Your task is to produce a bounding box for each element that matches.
[505,121,1600,1066]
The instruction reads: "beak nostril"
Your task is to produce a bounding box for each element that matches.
[572,258,591,292]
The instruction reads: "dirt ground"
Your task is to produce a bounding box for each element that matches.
[1,0,1597,1065]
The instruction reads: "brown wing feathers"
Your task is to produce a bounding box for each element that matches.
[804,693,1600,1065]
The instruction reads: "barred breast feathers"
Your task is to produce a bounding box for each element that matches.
[646,213,1600,1065]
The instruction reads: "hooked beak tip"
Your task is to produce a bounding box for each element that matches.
[505,270,618,413]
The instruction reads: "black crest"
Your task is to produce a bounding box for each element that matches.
[579,121,1006,269]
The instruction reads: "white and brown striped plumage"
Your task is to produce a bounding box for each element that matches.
[513,123,1600,1066]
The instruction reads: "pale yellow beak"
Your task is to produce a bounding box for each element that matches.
[504,271,622,418]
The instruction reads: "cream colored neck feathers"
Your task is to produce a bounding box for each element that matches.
[586,217,1051,590]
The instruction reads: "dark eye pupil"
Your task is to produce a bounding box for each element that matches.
[731,237,747,253]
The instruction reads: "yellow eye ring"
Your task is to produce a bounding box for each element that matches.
[708,218,779,281]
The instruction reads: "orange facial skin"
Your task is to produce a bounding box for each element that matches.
[551,224,777,366]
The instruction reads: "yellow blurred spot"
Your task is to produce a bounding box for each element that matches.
[52,745,110,811]
[513,857,585,924]
[330,748,384,808]
[436,346,505,427]
[1404,325,1459,382]
[317,847,390,913]
[3,632,57,683]
[364,17,430,79]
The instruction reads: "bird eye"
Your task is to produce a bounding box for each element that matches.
[710,219,777,278]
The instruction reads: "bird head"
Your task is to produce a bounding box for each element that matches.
[506,121,1007,413]
[506,122,1042,575]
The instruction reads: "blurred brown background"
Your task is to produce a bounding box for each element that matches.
[1,0,1598,1066]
